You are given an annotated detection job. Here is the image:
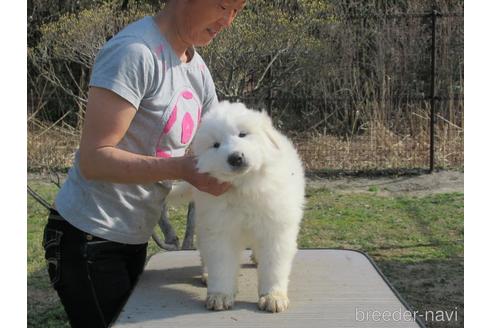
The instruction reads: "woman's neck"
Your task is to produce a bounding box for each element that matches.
[154,8,192,63]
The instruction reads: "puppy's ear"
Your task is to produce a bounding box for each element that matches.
[260,111,281,151]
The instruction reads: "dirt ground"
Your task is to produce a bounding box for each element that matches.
[306,170,463,196]
[29,170,464,197]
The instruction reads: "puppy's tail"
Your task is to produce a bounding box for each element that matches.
[166,181,193,207]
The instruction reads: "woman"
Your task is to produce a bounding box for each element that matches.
[42,1,246,327]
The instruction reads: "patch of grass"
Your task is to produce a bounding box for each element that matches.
[27,181,463,328]
[28,182,58,278]
[301,190,463,259]
[27,304,71,328]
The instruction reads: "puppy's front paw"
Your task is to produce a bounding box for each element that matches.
[206,293,235,311]
[258,292,289,313]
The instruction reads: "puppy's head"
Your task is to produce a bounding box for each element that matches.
[191,101,280,183]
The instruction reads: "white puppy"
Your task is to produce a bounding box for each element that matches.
[172,101,305,313]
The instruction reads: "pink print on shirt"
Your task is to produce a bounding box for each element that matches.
[181,90,194,100]
[181,112,194,144]
[155,44,165,57]
[154,44,167,73]
[155,149,172,158]
[155,89,201,158]
[163,106,177,134]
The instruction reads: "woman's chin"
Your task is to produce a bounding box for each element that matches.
[195,38,214,47]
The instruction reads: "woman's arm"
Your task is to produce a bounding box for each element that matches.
[79,87,229,195]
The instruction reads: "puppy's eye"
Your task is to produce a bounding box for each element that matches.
[239,132,247,138]
[213,142,221,148]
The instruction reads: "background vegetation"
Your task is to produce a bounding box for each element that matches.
[27,0,463,172]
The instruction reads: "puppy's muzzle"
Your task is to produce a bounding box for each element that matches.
[227,152,246,170]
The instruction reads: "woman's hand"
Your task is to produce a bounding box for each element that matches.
[179,156,231,196]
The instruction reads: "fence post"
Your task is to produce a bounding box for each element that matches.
[267,53,273,116]
[429,9,438,173]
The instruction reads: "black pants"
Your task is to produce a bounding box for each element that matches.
[42,210,147,328]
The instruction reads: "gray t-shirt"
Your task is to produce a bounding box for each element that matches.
[55,16,218,244]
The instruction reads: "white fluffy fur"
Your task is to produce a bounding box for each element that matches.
[170,101,305,313]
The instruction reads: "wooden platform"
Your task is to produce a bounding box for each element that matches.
[113,249,425,327]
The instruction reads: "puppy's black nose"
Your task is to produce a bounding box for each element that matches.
[227,152,245,168]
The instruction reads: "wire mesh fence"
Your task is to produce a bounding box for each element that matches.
[221,11,464,173]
